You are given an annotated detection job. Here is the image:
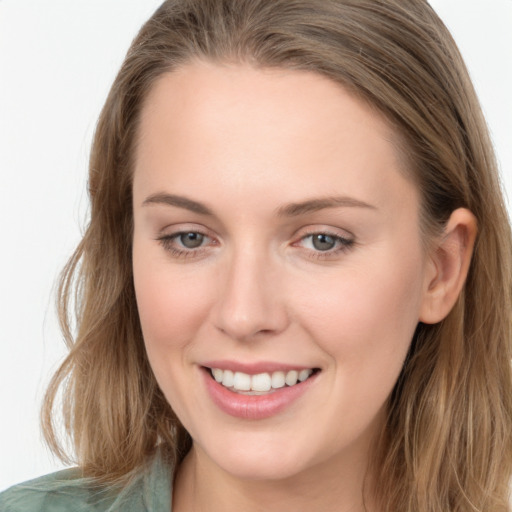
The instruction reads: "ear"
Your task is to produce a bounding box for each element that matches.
[419,208,477,324]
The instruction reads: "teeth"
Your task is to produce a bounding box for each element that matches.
[210,368,314,393]
[252,373,272,392]
[271,371,285,389]
[222,369,234,387]
[212,368,223,382]
[298,369,310,382]
[285,370,298,386]
[233,372,251,391]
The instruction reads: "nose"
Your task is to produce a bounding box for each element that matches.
[213,247,289,342]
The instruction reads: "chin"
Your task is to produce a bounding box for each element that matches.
[197,430,320,482]
[217,454,307,482]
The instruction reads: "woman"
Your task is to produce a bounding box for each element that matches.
[1,0,511,510]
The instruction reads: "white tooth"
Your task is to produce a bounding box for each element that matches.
[212,368,223,382]
[222,369,234,387]
[233,372,251,391]
[271,371,286,389]
[251,373,272,392]
[298,369,312,382]
[285,370,299,386]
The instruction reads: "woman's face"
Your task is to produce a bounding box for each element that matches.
[132,62,434,481]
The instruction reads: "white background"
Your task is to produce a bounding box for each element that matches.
[0,0,511,492]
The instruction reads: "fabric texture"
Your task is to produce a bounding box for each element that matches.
[0,450,173,512]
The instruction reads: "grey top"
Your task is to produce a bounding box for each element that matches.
[0,450,173,512]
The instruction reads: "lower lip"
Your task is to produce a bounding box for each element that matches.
[202,368,318,420]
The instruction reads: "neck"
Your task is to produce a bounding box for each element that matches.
[172,443,379,512]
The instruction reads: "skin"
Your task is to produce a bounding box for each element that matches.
[132,61,476,512]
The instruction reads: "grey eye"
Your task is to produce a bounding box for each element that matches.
[312,234,336,251]
[179,232,205,249]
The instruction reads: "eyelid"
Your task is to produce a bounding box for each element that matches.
[291,226,356,259]
[157,221,210,234]
[155,224,355,261]
[156,224,219,259]
[296,232,353,248]
[293,225,355,243]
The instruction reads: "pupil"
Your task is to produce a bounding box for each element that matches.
[180,232,204,249]
[312,234,335,251]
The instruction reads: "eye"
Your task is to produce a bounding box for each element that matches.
[156,229,214,258]
[296,230,354,257]
[310,233,337,251]
[178,232,206,249]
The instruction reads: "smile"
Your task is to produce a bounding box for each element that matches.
[210,368,315,394]
[202,365,321,420]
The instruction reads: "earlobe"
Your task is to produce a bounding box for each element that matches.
[419,208,477,324]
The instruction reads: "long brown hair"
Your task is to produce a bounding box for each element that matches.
[42,1,512,510]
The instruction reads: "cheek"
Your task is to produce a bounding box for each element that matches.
[132,251,213,357]
[293,253,425,375]
[132,252,216,420]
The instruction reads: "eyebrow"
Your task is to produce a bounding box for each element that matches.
[142,193,376,217]
[142,193,213,215]
[277,196,376,216]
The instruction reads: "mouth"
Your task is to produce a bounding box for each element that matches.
[201,364,321,419]
[207,367,320,395]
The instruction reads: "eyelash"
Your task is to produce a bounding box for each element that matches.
[295,231,355,260]
[157,231,213,259]
[156,230,355,260]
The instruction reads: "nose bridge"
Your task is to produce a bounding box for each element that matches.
[214,239,287,341]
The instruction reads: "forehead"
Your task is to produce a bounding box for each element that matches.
[133,61,417,216]
[137,61,396,158]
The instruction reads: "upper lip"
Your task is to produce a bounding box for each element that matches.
[201,360,318,375]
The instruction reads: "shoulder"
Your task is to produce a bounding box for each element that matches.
[0,468,119,512]
[0,451,173,512]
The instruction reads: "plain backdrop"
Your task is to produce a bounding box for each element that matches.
[0,0,511,492]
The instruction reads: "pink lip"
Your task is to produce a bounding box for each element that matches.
[201,366,319,420]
